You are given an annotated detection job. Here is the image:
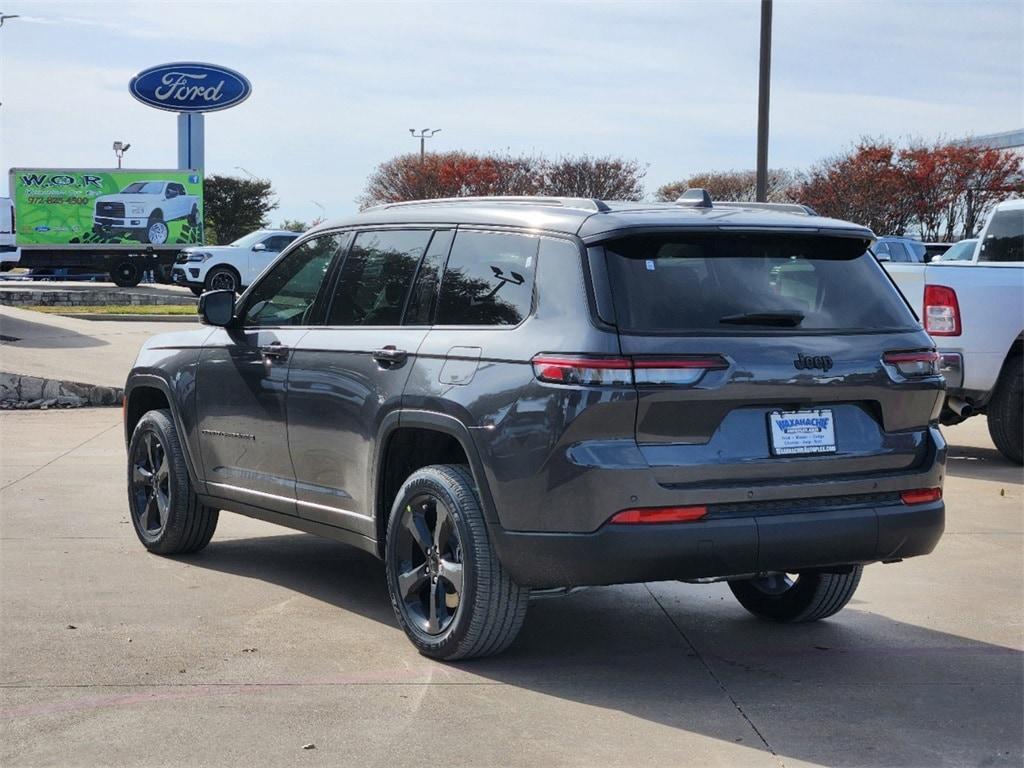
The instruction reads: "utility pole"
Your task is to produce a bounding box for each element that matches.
[409,128,441,161]
[755,0,773,202]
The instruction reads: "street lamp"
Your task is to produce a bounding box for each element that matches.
[311,200,325,220]
[235,165,257,180]
[0,12,19,27]
[113,141,131,169]
[409,128,441,161]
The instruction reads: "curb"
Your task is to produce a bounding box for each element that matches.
[52,313,198,323]
[0,372,123,410]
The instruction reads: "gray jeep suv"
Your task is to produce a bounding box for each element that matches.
[124,194,946,660]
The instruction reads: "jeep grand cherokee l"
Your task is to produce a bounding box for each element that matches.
[123,194,946,660]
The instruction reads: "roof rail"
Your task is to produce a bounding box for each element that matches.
[675,188,714,208]
[715,201,818,216]
[366,196,611,213]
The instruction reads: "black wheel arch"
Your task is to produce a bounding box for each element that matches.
[372,410,499,559]
[124,375,205,492]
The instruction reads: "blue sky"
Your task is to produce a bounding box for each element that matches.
[0,0,1021,223]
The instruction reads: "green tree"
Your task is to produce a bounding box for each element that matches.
[204,174,278,244]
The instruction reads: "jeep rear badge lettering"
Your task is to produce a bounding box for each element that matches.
[794,353,834,372]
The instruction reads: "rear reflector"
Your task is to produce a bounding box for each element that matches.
[883,349,940,377]
[923,284,960,336]
[610,505,708,524]
[900,488,942,505]
[532,354,728,386]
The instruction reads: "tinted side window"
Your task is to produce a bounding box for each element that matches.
[405,230,454,325]
[437,231,539,326]
[243,234,345,327]
[263,235,296,252]
[981,209,1024,263]
[328,229,431,326]
[887,242,909,262]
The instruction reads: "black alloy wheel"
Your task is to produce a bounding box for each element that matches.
[393,493,465,636]
[130,430,171,542]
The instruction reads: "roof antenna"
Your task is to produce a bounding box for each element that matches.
[675,188,713,208]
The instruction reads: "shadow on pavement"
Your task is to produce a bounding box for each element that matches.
[0,313,108,349]
[945,440,1024,484]
[183,533,1024,767]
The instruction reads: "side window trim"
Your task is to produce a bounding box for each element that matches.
[403,228,455,327]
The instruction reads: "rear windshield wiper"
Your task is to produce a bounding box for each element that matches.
[719,311,805,327]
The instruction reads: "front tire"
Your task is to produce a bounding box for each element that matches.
[385,464,528,660]
[205,265,240,293]
[189,286,204,297]
[728,567,863,622]
[987,355,1023,465]
[127,409,218,555]
[145,213,168,245]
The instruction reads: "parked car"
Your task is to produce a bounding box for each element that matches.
[923,242,953,262]
[873,236,928,263]
[882,199,1023,463]
[930,239,977,262]
[94,180,200,245]
[171,229,300,295]
[124,194,946,660]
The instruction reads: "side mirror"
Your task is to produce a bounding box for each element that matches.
[198,289,235,327]
[252,242,267,252]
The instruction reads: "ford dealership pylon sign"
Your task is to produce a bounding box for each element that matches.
[129,62,252,113]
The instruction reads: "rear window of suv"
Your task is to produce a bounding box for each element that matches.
[603,233,918,334]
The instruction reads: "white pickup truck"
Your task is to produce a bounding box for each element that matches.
[93,180,200,245]
[882,199,1023,463]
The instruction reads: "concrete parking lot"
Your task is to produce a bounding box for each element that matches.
[0,408,1021,767]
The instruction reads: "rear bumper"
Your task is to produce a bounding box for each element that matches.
[491,500,945,588]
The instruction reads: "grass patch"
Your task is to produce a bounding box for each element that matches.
[30,304,197,316]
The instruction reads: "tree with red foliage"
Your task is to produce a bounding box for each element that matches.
[796,140,916,236]
[655,169,796,203]
[359,152,645,207]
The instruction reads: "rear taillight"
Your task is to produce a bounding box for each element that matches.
[532,354,728,387]
[610,505,708,524]
[923,284,960,336]
[900,488,942,505]
[883,349,940,377]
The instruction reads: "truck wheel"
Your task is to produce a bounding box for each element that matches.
[145,214,168,245]
[205,265,241,293]
[385,464,529,660]
[128,409,219,555]
[728,567,863,622]
[111,260,142,288]
[987,355,1023,464]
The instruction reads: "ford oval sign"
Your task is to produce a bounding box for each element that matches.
[129,62,251,113]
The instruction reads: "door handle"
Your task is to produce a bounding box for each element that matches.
[260,343,290,361]
[372,346,408,365]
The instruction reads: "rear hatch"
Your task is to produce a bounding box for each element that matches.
[598,231,943,487]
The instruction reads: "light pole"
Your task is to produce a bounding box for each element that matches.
[311,200,325,221]
[113,141,131,169]
[0,12,19,27]
[755,0,773,202]
[409,128,441,161]
[235,165,257,180]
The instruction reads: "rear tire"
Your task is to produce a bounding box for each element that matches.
[189,286,204,297]
[127,409,218,555]
[111,260,142,288]
[987,355,1023,465]
[385,464,529,660]
[728,567,863,622]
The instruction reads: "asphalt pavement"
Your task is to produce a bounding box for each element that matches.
[0,409,1021,767]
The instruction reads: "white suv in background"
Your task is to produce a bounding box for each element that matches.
[171,229,300,295]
